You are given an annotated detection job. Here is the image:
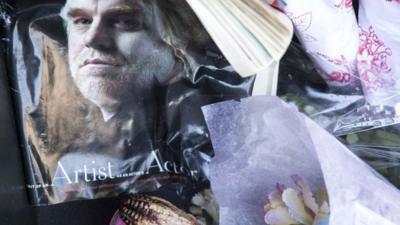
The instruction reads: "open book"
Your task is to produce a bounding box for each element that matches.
[186,0,293,78]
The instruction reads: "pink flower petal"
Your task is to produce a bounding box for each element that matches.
[109,211,126,225]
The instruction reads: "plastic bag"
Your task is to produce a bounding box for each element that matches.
[278,42,363,136]
[202,96,400,225]
[357,0,400,107]
[348,145,400,188]
[274,0,400,136]
[278,41,400,136]
[279,0,360,91]
[341,126,400,189]
[338,121,400,189]
[6,0,254,205]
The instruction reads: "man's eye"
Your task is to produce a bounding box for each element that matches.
[111,17,141,30]
[73,18,92,25]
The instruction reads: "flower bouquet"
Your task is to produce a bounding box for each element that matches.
[202,96,400,225]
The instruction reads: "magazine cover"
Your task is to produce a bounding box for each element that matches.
[7,0,254,205]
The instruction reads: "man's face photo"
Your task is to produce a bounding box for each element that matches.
[62,0,176,113]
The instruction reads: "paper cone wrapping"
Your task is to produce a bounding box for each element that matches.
[202,96,400,225]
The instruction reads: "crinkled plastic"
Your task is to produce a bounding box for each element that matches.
[342,126,400,189]
[278,41,400,136]
[275,0,400,136]
[5,0,254,205]
[343,125,400,148]
[348,145,400,188]
[202,96,400,225]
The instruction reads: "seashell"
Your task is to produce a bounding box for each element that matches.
[113,194,201,225]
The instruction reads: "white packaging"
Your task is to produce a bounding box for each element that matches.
[357,0,400,107]
[282,0,360,89]
[202,96,400,225]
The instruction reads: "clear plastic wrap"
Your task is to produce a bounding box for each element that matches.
[274,0,400,136]
[6,0,254,205]
[348,145,400,188]
[341,125,400,189]
[357,0,400,106]
[281,46,400,189]
[278,41,400,136]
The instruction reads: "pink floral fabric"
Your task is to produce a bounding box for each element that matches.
[272,0,399,107]
[279,0,360,88]
[334,0,353,9]
[357,26,393,92]
[357,0,400,106]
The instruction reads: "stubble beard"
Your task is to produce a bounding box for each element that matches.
[69,46,176,109]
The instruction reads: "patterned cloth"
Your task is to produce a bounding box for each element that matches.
[279,0,360,89]
[357,0,400,106]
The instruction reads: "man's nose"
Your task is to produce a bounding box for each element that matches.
[83,20,114,51]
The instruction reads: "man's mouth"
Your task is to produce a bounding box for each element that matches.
[81,58,122,67]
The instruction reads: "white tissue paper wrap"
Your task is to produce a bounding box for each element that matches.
[357,0,400,107]
[202,96,400,225]
[280,0,360,89]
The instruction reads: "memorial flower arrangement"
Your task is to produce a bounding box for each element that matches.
[263,175,329,225]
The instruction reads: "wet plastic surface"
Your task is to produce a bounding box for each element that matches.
[277,42,400,136]
[6,0,254,206]
[1,0,252,224]
[2,4,116,223]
